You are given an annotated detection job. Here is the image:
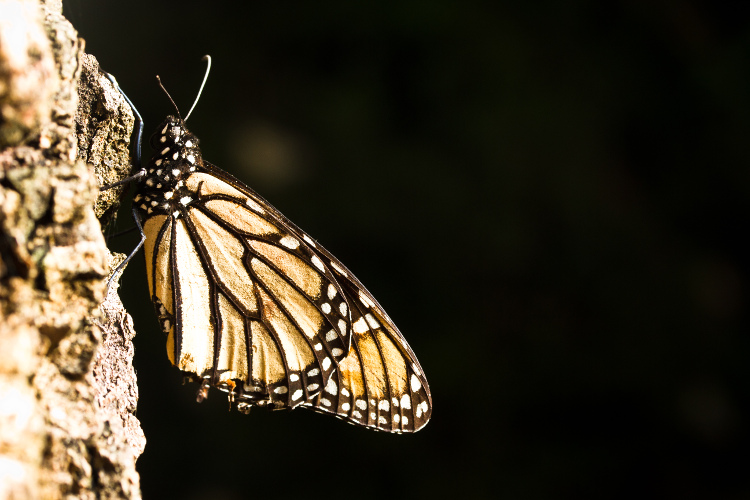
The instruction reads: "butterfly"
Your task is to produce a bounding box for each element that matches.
[106,56,432,433]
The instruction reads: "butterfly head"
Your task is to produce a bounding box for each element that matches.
[132,116,204,217]
[149,116,198,151]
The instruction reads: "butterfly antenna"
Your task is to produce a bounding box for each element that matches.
[156,75,182,120]
[184,55,212,122]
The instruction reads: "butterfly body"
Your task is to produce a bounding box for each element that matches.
[130,110,431,432]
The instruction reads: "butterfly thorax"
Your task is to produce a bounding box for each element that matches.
[133,116,203,218]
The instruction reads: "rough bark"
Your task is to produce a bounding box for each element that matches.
[0,0,144,498]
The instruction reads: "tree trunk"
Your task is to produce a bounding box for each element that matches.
[0,0,144,498]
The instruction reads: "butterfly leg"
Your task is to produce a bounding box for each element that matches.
[104,206,146,296]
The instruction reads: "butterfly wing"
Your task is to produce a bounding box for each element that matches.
[136,116,431,432]
[196,163,432,432]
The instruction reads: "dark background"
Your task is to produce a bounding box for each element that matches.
[69,1,749,498]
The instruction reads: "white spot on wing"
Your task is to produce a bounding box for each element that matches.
[311,255,325,272]
[341,402,351,411]
[330,260,347,277]
[289,374,299,382]
[321,303,331,314]
[325,330,337,342]
[279,236,299,249]
[327,284,337,300]
[307,368,320,377]
[322,357,331,370]
[331,348,343,357]
[274,386,288,394]
[325,379,337,395]
[358,291,374,308]
[292,389,304,401]
[365,313,380,329]
[307,383,319,392]
[353,317,368,334]
[400,394,411,409]
[303,235,316,247]
[410,374,422,392]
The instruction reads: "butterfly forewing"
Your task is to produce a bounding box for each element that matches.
[135,115,431,431]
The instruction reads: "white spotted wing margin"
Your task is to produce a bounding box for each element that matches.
[303,278,432,433]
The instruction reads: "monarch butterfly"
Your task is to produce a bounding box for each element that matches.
[106,56,432,433]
